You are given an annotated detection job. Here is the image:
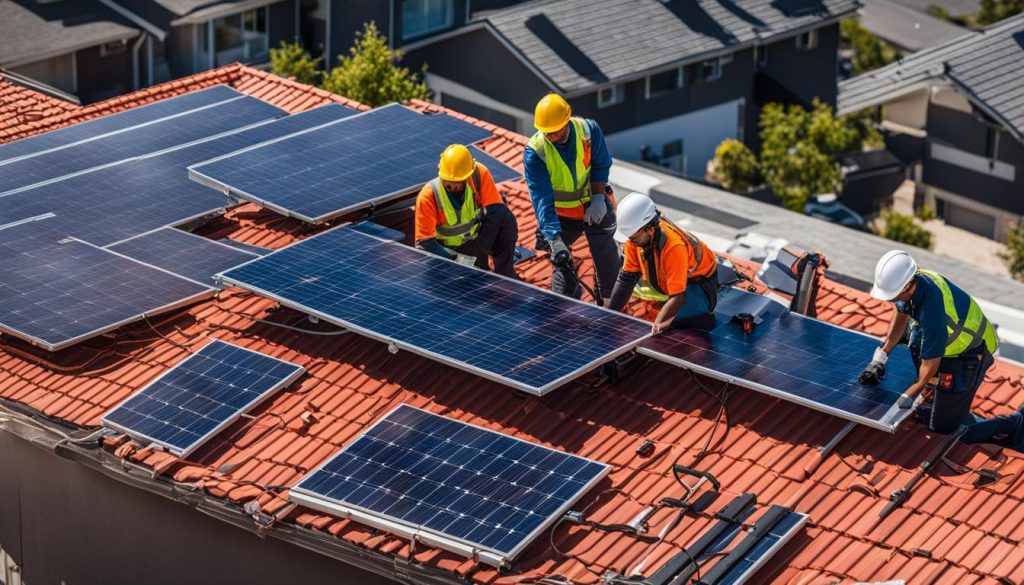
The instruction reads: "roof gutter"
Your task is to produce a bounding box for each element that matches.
[99,0,167,41]
[0,400,465,585]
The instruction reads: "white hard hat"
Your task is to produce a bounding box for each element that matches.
[870,250,918,301]
[614,192,658,244]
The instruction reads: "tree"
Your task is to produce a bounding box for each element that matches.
[758,100,861,211]
[711,139,759,192]
[269,41,322,86]
[840,19,898,74]
[877,209,934,250]
[321,21,429,107]
[976,0,1023,25]
[1000,222,1024,281]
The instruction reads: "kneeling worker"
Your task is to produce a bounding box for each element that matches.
[860,250,998,434]
[415,144,519,277]
[607,192,718,334]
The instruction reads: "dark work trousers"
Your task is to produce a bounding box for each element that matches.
[962,408,1024,450]
[910,324,995,434]
[452,204,519,278]
[550,197,619,299]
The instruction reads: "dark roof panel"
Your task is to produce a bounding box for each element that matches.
[0,0,140,67]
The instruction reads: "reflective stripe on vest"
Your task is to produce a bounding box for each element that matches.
[918,270,999,357]
[632,220,712,302]
[527,117,592,210]
[430,168,482,248]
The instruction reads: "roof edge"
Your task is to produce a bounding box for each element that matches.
[99,0,167,40]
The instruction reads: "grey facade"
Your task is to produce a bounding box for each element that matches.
[838,14,1024,241]
[400,0,854,179]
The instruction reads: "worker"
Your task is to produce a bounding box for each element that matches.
[960,407,1024,452]
[606,192,718,334]
[524,93,617,300]
[860,250,998,434]
[415,144,519,277]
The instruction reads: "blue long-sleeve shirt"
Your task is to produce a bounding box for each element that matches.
[524,118,612,241]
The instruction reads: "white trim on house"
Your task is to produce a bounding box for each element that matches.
[930,141,1016,182]
[171,0,282,25]
[100,0,166,40]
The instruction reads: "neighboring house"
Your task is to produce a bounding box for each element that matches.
[0,0,141,103]
[99,0,301,85]
[5,63,1024,585]
[838,14,1024,242]
[858,0,968,52]
[401,0,858,179]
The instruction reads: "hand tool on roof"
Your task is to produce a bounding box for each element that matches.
[550,248,603,306]
[880,426,966,519]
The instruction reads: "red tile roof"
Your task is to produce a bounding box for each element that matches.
[0,73,79,142]
[3,64,1024,584]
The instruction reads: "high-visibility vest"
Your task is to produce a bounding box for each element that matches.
[430,167,482,248]
[633,221,712,302]
[527,117,592,212]
[918,270,999,357]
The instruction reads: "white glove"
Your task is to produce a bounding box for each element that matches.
[584,194,607,225]
[872,347,889,366]
[897,393,914,409]
[455,254,476,266]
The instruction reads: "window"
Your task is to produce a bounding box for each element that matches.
[597,84,624,108]
[201,7,268,67]
[646,66,684,98]
[403,0,454,40]
[796,30,818,50]
[701,58,723,81]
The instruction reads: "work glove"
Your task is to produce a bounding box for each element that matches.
[549,236,571,268]
[897,393,914,409]
[858,347,888,385]
[455,254,477,266]
[584,193,607,225]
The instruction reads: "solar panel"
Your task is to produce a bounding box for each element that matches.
[219,227,651,395]
[0,219,213,351]
[290,404,608,567]
[219,239,271,256]
[0,85,241,163]
[102,339,304,457]
[107,227,261,287]
[467,146,522,184]
[0,104,355,247]
[713,509,808,585]
[638,287,919,431]
[0,92,281,196]
[189,103,494,223]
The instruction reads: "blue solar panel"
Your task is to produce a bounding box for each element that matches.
[467,146,522,184]
[0,92,281,196]
[0,85,241,163]
[0,104,354,247]
[218,238,271,256]
[189,104,493,223]
[716,510,808,585]
[219,227,651,394]
[639,288,919,431]
[107,227,261,287]
[290,404,608,567]
[0,219,213,351]
[102,339,304,457]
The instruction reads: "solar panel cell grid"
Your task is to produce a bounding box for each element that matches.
[108,227,259,287]
[290,404,608,566]
[102,340,304,457]
[639,288,919,431]
[219,226,651,394]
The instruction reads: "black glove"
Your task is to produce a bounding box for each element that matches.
[859,362,886,385]
[549,236,571,268]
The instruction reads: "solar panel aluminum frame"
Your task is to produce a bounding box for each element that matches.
[187,104,490,225]
[288,404,611,568]
[637,305,914,433]
[216,225,652,396]
[719,511,809,585]
[0,237,216,352]
[101,341,305,458]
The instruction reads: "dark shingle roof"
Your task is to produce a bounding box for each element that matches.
[838,13,1024,142]
[483,0,860,93]
[0,0,140,67]
[859,0,968,52]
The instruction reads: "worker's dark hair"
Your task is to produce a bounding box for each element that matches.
[642,209,661,231]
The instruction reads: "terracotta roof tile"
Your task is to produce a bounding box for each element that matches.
[4,64,1024,583]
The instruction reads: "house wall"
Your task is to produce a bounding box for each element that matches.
[761,23,841,107]
[326,0,470,63]
[0,431,399,585]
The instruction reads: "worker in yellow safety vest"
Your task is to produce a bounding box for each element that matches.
[524,93,617,300]
[860,250,998,434]
[414,144,519,277]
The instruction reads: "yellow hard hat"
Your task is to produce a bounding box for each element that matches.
[534,93,571,133]
[437,144,475,182]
